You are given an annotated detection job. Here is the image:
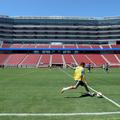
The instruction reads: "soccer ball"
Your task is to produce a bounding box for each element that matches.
[96,92,102,97]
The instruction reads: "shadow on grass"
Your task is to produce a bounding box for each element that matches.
[64,93,94,99]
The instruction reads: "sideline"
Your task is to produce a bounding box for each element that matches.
[0,112,120,116]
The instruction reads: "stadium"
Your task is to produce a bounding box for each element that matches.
[0,15,120,120]
[0,15,120,68]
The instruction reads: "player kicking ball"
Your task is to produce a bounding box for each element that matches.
[61,62,94,96]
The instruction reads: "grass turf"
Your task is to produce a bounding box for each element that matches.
[0,67,120,120]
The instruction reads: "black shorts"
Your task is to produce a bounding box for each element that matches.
[75,80,86,88]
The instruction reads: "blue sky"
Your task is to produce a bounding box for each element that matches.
[0,0,120,17]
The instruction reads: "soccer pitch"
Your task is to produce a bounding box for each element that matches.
[0,67,120,120]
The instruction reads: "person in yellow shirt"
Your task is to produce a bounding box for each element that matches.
[61,62,92,96]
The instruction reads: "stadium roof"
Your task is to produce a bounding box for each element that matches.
[1,15,120,20]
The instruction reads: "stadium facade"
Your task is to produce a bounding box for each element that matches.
[0,15,120,68]
[0,15,120,44]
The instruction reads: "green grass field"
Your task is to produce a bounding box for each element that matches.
[0,67,120,120]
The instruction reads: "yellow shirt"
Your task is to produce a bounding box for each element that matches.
[73,66,85,81]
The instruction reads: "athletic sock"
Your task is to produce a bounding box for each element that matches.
[63,86,71,91]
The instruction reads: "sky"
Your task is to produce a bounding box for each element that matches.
[0,0,120,18]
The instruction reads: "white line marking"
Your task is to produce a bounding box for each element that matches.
[87,85,120,108]
[60,68,120,108]
[0,112,120,116]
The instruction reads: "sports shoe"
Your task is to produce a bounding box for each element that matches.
[87,92,95,97]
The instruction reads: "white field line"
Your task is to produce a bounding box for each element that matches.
[87,85,120,108]
[0,112,120,116]
[60,68,120,108]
